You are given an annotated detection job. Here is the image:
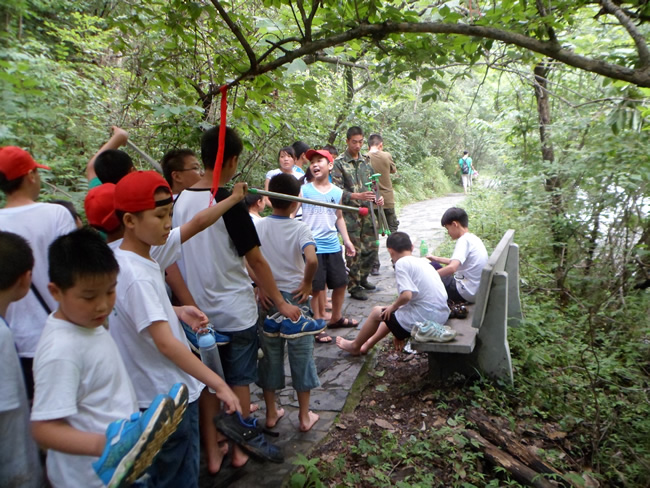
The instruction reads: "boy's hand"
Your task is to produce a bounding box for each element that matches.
[343,239,356,257]
[277,302,301,321]
[257,287,274,309]
[392,336,406,352]
[352,191,376,202]
[214,385,242,414]
[231,182,248,201]
[176,305,209,331]
[292,281,312,304]
[111,126,129,145]
[380,305,395,321]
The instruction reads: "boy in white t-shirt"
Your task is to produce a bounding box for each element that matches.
[300,149,357,339]
[256,173,323,432]
[109,170,245,486]
[30,228,181,488]
[0,146,77,400]
[172,126,300,467]
[426,207,488,303]
[0,231,43,488]
[337,232,451,355]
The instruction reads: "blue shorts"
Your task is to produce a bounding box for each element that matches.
[257,291,320,392]
[217,324,259,386]
[144,400,199,487]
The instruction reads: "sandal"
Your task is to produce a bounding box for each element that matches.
[315,331,332,343]
[327,317,359,329]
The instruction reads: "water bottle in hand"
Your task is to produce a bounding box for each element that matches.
[197,327,225,392]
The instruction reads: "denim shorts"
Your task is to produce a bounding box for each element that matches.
[257,291,320,392]
[257,331,320,392]
[143,400,199,488]
[217,324,259,386]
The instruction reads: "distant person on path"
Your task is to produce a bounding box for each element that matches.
[331,127,383,301]
[368,133,398,275]
[426,207,488,303]
[336,232,450,355]
[457,150,473,194]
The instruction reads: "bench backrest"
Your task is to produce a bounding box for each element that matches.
[471,229,518,329]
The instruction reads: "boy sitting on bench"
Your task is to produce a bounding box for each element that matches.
[426,207,488,303]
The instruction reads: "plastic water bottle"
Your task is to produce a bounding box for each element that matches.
[420,239,428,257]
[197,327,224,393]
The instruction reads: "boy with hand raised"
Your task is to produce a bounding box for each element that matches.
[110,170,244,486]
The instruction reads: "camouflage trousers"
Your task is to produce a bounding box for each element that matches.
[344,212,378,290]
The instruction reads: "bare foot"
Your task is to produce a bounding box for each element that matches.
[231,444,249,468]
[207,437,230,474]
[336,337,362,355]
[266,406,285,428]
[249,403,259,413]
[299,411,320,432]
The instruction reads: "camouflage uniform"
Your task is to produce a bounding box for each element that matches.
[331,150,378,292]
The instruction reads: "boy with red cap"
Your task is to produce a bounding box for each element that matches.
[109,170,259,486]
[0,146,76,399]
[301,149,357,340]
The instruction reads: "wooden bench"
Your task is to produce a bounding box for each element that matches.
[411,229,522,385]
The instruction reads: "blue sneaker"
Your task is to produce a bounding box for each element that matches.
[167,383,188,430]
[263,312,283,337]
[214,411,284,464]
[279,314,326,339]
[93,394,176,487]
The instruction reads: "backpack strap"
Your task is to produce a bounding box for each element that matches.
[31,284,52,315]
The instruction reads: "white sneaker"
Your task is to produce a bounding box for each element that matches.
[413,321,457,343]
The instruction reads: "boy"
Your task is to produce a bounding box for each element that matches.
[245,192,266,222]
[160,148,202,198]
[0,231,43,488]
[337,232,452,355]
[30,228,180,488]
[172,126,301,460]
[256,173,323,432]
[426,207,488,303]
[457,151,473,194]
[86,126,133,187]
[110,170,247,485]
[301,149,357,342]
[0,146,77,399]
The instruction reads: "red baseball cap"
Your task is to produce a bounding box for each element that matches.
[114,171,172,213]
[85,183,120,233]
[0,146,51,180]
[305,149,333,163]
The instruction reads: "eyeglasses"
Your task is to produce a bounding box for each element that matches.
[176,166,202,173]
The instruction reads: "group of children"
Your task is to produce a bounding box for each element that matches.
[0,124,488,488]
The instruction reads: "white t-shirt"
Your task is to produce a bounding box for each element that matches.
[31,315,138,488]
[301,182,343,254]
[265,167,304,181]
[110,232,203,408]
[0,317,43,488]
[0,203,76,357]
[394,255,450,331]
[254,216,316,292]
[173,187,260,332]
[451,233,488,302]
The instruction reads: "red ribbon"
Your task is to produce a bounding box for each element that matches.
[210,85,229,202]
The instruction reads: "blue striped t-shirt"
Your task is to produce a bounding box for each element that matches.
[301,183,343,254]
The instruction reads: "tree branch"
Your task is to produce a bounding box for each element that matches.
[227,21,650,87]
[209,0,257,71]
[599,0,650,68]
[304,54,368,69]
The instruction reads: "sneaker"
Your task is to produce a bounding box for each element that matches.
[413,321,457,343]
[182,323,230,353]
[167,383,188,430]
[263,312,283,337]
[279,315,326,339]
[93,394,176,488]
[411,322,452,338]
[214,412,284,464]
[360,279,377,290]
[349,287,368,301]
[403,341,416,354]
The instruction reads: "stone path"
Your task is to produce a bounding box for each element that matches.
[201,193,466,488]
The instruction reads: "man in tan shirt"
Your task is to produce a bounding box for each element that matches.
[368,133,399,275]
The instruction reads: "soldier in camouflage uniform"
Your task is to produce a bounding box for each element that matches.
[331,127,384,300]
